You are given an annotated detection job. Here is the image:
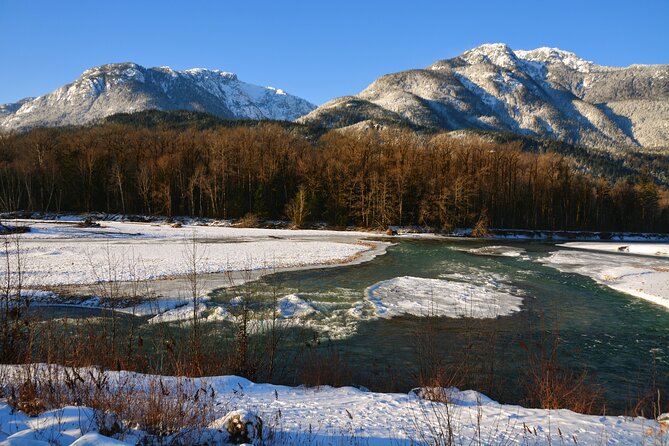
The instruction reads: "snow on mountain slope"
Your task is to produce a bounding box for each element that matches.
[0,62,316,130]
[299,43,669,150]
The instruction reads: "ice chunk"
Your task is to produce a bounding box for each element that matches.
[365,276,523,319]
[277,294,318,318]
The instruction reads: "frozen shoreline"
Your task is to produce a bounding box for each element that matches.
[540,243,669,310]
[6,212,668,241]
[558,241,669,257]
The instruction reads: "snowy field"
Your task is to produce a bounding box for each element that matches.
[0,367,663,446]
[0,220,387,316]
[540,243,669,309]
[3,220,378,287]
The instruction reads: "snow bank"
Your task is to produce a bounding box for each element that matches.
[0,367,661,445]
[0,404,98,446]
[365,276,523,319]
[559,241,669,258]
[147,302,208,324]
[205,306,235,322]
[69,433,128,445]
[148,294,321,325]
[540,249,669,309]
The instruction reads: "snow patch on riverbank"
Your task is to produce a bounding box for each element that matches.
[365,276,523,319]
[559,242,669,258]
[147,301,209,324]
[540,248,669,309]
[278,294,319,318]
[0,220,377,300]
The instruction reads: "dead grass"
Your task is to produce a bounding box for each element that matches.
[2,365,218,443]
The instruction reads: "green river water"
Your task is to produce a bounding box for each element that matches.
[214,238,669,411]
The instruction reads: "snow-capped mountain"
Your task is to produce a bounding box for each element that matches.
[0,63,316,130]
[299,43,669,150]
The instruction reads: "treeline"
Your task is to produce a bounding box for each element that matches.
[0,122,667,232]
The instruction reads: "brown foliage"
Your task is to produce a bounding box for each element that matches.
[0,124,665,232]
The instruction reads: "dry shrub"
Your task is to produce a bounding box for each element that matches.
[411,314,471,403]
[77,218,101,228]
[131,378,215,438]
[3,366,217,442]
[520,325,605,414]
[626,354,667,419]
[9,379,46,417]
[285,187,309,229]
[471,208,491,238]
[235,213,260,228]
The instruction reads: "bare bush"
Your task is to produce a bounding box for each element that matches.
[520,322,605,415]
[299,342,350,389]
[235,212,260,228]
[3,365,218,444]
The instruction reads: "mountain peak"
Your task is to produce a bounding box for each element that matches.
[0,62,315,131]
[460,43,519,69]
[301,43,669,150]
[180,67,238,81]
[82,62,143,75]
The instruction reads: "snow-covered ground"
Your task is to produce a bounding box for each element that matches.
[365,276,523,319]
[0,220,386,316]
[558,241,669,258]
[0,368,663,445]
[3,220,376,287]
[540,243,669,309]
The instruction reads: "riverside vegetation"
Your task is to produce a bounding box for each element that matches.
[0,114,667,232]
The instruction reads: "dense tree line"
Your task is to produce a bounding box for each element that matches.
[0,122,667,232]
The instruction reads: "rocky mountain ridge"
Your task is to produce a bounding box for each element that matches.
[0,62,316,130]
[299,43,669,150]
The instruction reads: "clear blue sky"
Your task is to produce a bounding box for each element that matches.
[1,0,668,105]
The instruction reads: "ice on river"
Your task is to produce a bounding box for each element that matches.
[365,276,523,319]
[277,294,319,318]
[467,245,526,257]
[558,241,669,258]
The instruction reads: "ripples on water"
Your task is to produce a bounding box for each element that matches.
[211,239,669,410]
[40,239,669,411]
